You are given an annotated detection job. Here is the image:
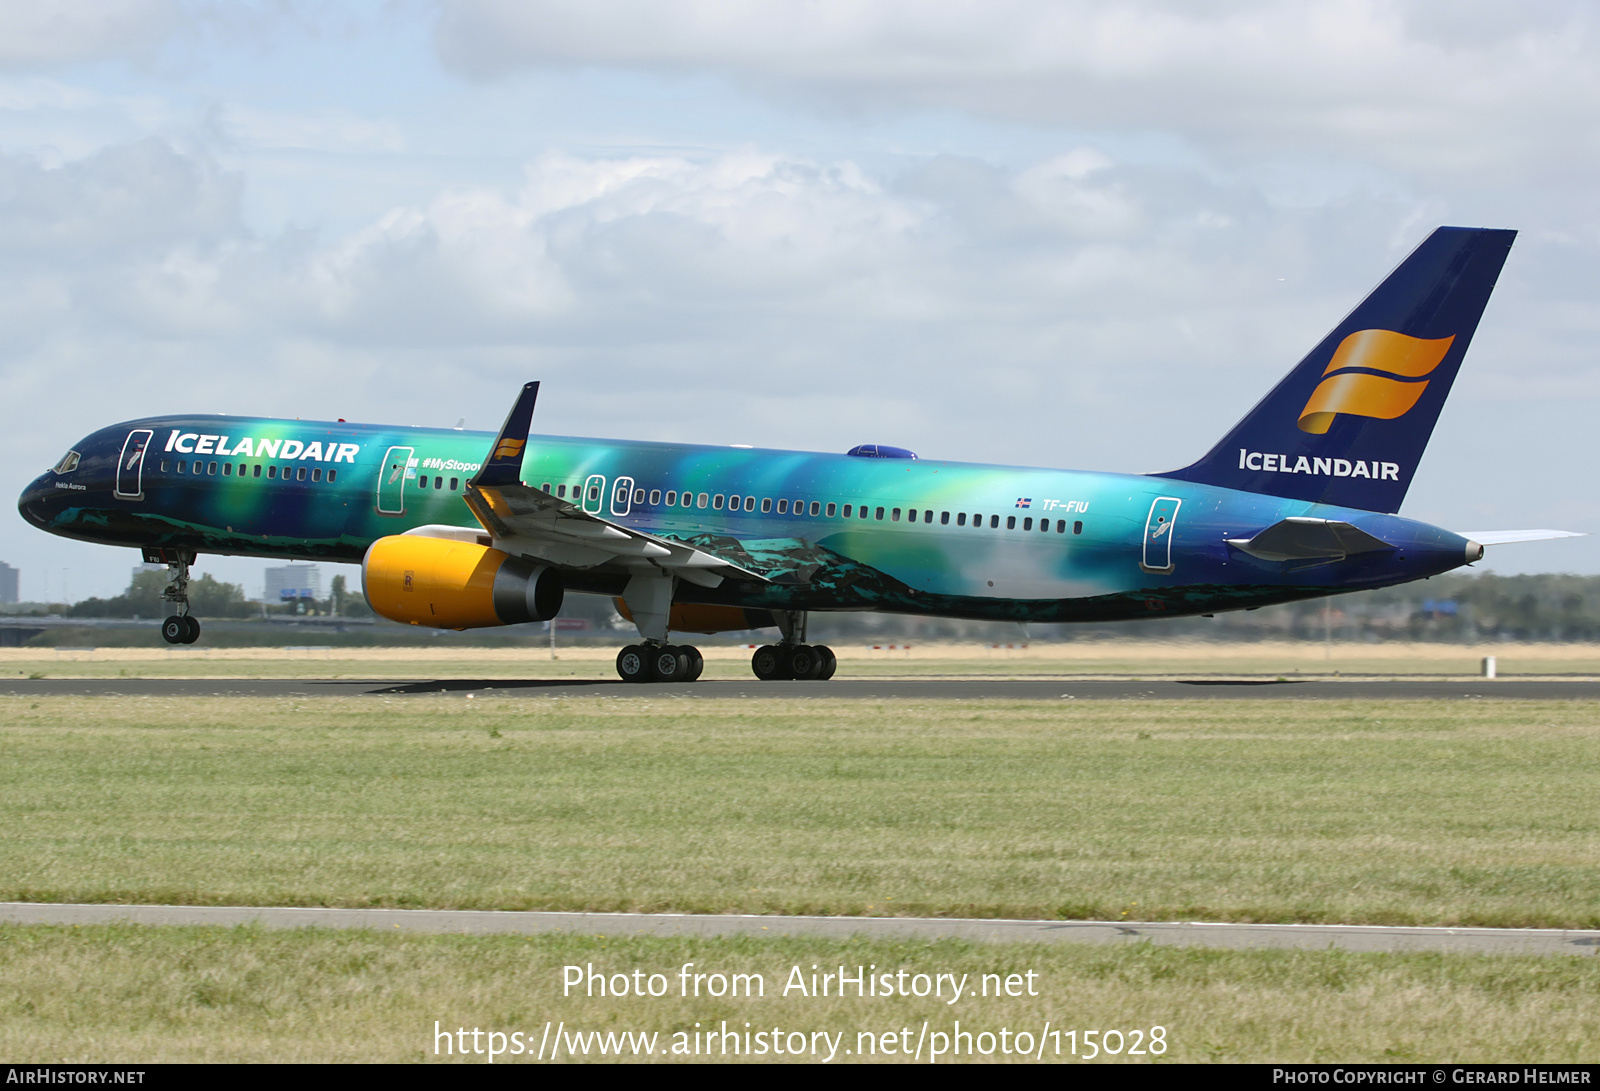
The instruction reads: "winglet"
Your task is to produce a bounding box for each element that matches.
[469,382,539,488]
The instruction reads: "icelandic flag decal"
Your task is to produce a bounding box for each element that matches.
[1015,498,1031,508]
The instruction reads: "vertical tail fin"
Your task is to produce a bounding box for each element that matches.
[1157,226,1515,513]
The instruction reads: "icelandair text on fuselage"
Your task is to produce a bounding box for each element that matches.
[163,431,360,463]
[1240,449,1400,481]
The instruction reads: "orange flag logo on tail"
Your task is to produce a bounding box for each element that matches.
[1296,330,1455,434]
[491,438,526,460]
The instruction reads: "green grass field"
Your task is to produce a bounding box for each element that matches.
[6,691,1599,1063]
[4,926,1597,1063]
[3,694,1598,928]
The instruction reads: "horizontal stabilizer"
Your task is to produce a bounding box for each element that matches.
[1456,529,1586,546]
[1226,517,1393,563]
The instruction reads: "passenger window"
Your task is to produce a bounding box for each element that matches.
[842,504,851,518]
[541,482,552,493]
[762,498,772,513]
[1006,516,1016,530]
[254,464,262,478]
[297,467,307,481]
[1039,520,1048,533]
[990,515,999,529]
[940,511,949,525]
[1073,520,1083,535]
[557,484,567,498]
[713,494,724,509]
[924,510,933,524]
[907,509,916,521]
[1023,517,1032,530]
[207,461,217,475]
[159,460,170,472]
[588,485,599,502]
[777,499,788,514]
[891,508,900,521]
[448,477,456,490]
[649,490,661,505]
[809,501,820,516]
[267,466,277,479]
[858,506,867,519]
[825,502,836,517]
[329,470,338,483]
[312,468,323,483]
[956,512,965,526]
[697,492,708,508]
[665,490,676,506]
[745,496,756,512]
[175,461,186,475]
[875,507,885,520]
[635,489,646,504]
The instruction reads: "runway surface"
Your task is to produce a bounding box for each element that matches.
[3,903,1595,956]
[2,677,1597,699]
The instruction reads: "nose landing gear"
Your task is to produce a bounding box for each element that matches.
[146,548,201,646]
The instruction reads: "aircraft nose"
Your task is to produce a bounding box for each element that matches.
[18,472,59,531]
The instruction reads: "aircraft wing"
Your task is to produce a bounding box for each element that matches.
[1455,529,1586,546]
[1226,517,1393,563]
[457,381,767,588]
[461,480,767,587]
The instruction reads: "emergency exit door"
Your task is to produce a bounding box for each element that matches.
[377,446,415,514]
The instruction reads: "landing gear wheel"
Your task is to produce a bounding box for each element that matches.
[682,646,704,682]
[181,616,201,644]
[813,644,837,681]
[786,644,822,680]
[651,645,690,682]
[616,644,655,683]
[751,644,789,681]
[161,616,187,645]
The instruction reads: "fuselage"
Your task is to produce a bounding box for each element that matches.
[18,414,1478,623]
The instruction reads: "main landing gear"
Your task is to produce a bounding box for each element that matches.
[616,643,705,683]
[750,609,835,681]
[146,548,202,646]
[751,642,836,681]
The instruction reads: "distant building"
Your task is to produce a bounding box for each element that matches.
[0,562,17,604]
[265,564,322,603]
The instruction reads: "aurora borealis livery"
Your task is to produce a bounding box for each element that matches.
[18,226,1579,681]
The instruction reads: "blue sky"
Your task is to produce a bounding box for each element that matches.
[2,0,1596,602]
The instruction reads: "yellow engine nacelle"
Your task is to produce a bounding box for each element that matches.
[362,534,563,629]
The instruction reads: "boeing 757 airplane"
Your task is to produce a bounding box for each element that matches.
[18,227,1581,681]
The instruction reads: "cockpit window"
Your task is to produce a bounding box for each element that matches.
[53,450,80,474]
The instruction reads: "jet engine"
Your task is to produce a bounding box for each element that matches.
[362,534,563,629]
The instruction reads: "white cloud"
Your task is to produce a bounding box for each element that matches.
[435,0,1600,184]
[0,0,179,68]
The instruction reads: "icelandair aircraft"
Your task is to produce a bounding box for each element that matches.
[17,227,1582,682]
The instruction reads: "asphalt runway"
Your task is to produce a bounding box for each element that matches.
[2,902,1595,957]
[2,677,1597,699]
